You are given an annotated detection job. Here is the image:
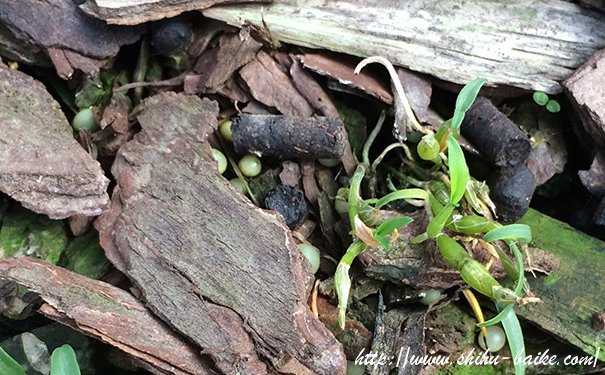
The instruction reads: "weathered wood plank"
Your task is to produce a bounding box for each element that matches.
[519,209,605,361]
[0,65,109,219]
[203,0,605,93]
[81,0,267,25]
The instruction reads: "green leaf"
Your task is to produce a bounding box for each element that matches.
[370,188,428,208]
[546,99,561,113]
[0,346,25,375]
[477,303,514,327]
[348,165,366,230]
[374,216,413,249]
[50,345,80,375]
[484,224,532,243]
[532,91,549,106]
[335,241,366,329]
[427,203,455,238]
[451,78,487,130]
[500,307,526,375]
[447,135,469,205]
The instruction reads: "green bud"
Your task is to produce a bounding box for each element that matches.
[218,119,233,142]
[417,134,440,161]
[238,154,262,177]
[334,262,351,330]
[532,91,549,106]
[72,107,98,132]
[448,215,497,235]
[211,148,227,174]
[297,243,321,274]
[436,234,470,270]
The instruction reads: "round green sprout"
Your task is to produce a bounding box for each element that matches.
[532,91,549,106]
[72,107,98,132]
[238,154,262,177]
[219,119,233,142]
[212,148,227,174]
[297,243,320,273]
[478,325,506,352]
[417,134,440,161]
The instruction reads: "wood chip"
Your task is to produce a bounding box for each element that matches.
[0,65,109,219]
[96,92,345,374]
[0,1,142,59]
[193,28,262,93]
[564,48,605,148]
[240,51,314,117]
[0,257,211,375]
[299,52,392,103]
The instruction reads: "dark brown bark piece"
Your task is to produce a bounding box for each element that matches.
[0,257,210,375]
[489,164,536,223]
[96,92,345,374]
[564,49,605,148]
[0,0,142,59]
[240,51,314,117]
[290,58,339,117]
[101,93,131,134]
[233,114,346,160]
[461,97,531,168]
[298,52,392,103]
[81,0,265,25]
[193,28,262,93]
[0,65,109,219]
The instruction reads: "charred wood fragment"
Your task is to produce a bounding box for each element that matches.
[461,97,531,168]
[489,164,536,223]
[233,114,346,160]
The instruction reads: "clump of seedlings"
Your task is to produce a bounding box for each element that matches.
[333,57,538,375]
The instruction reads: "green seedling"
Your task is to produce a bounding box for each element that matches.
[333,62,531,375]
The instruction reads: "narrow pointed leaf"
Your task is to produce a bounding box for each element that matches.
[447,135,469,205]
[427,203,455,238]
[371,188,427,208]
[451,78,487,130]
[500,307,526,375]
[484,224,532,243]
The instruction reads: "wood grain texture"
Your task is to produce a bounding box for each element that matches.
[0,257,210,375]
[96,92,346,374]
[204,0,605,93]
[81,0,266,25]
[564,48,605,147]
[0,0,142,59]
[0,65,109,219]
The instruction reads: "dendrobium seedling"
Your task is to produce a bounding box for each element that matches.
[334,56,533,375]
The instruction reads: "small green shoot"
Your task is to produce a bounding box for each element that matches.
[50,345,81,375]
[532,91,549,106]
